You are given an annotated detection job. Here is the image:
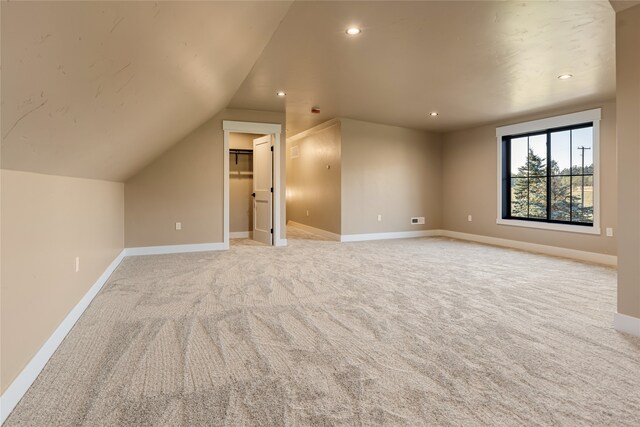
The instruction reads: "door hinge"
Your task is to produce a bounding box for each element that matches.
[270,228,273,234]
[270,187,273,192]
[270,146,274,152]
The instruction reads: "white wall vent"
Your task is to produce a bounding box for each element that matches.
[411,217,425,225]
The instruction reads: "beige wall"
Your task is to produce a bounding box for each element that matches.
[230,133,262,150]
[616,5,640,318]
[0,170,124,393]
[230,133,262,233]
[442,101,618,256]
[125,109,286,247]
[340,118,443,235]
[286,120,342,234]
[230,153,253,233]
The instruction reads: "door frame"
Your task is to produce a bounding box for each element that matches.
[222,120,284,249]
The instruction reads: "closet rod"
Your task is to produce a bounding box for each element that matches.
[229,149,253,164]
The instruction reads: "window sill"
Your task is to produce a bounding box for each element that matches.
[496,218,601,235]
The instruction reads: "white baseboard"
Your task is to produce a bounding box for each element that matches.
[287,221,341,241]
[285,225,615,266]
[614,312,640,337]
[125,242,225,256]
[229,231,252,239]
[340,229,440,242]
[0,249,127,424]
[275,238,288,247]
[439,230,617,266]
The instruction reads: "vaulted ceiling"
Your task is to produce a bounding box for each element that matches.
[1,1,618,182]
[1,1,292,181]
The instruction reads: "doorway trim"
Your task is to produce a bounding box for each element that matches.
[222,120,284,249]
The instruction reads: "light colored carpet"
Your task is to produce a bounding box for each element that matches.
[6,225,640,426]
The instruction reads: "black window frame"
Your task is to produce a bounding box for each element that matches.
[501,121,595,227]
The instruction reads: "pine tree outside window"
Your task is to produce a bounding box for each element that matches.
[496,109,601,235]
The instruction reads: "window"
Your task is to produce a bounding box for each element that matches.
[496,109,601,234]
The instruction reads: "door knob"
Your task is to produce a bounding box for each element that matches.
[252,192,256,197]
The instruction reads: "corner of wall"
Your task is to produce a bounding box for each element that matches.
[286,118,342,235]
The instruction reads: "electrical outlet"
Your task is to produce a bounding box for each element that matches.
[411,216,425,225]
[306,210,309,217]
[75,257,80,273]
[467,215,473,222]
[377,214,382,222]
[606,227,614,237]
[175,222,182,230]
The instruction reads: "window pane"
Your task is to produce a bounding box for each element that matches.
[528,134,547,177]
[528,177,547,219]
[572,175,594,223]
[511,177,528,217]
[511,137,528,177]
[572,127,593,175]
[550,130,571,175]
[503,121,594,226]
[550,176,571,221]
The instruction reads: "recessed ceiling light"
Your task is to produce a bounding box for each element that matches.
[558,74,573,80]
[429,112,439,117]
[276,91,286,97]
[345,27,361,36]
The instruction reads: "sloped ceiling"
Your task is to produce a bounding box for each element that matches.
[610,1,640,13]
[228,1,616,136]
[1,1,292,181]
[1,1,618,181]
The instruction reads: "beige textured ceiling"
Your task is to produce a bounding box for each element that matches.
[229,1,616,136]
[1,1,618,181]
[1,1,292,181]
[610,1,640,13]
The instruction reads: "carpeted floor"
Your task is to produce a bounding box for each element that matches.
[6,225,640,426]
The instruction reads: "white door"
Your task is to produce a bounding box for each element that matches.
[252,135,273,245]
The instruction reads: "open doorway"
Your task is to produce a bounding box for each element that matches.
[228,132,262,241]
[223,121,284,249]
